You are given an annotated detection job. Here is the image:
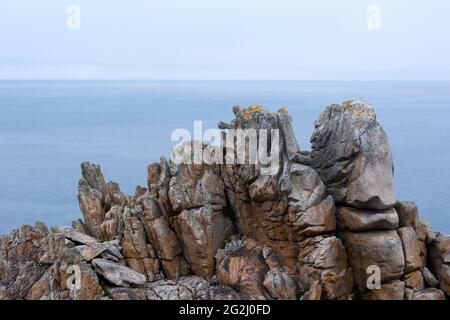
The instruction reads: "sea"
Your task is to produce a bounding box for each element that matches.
[1,80,449,234]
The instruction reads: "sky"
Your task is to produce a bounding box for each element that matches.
[1,0,450,80]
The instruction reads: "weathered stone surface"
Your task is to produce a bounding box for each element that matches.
[263,268,297,300]
[438,265,450,296]
[77,162,129,240]
[398,227,422,273]
[363,280,405,300]
[309,99,395,209]
[176,205,233,278]
[60,260,105,300]
[421,267,439,287]
[38,232,69,264]
[341,231,405,292]
[218,106,335,273]
[71,244,105,262]
[403,271,425,292]
[0,223,50,300]
[208,285,243,300]
[395,201,418,228]
[428,234,450,274]
[136,194,186,280]
[61,227,100,246]
[297,236,352,299]
[146,280,187,300]
[248,175,279,202]
[337,207,399,232]
[145,276,234,300]
[29,258,105,300]
[300,280,322,300]
[77,162,108,238]
[98,205,124,240]
[416,219,436,244]
[428,234,450,295]
[92,259,147,287]
[278,110,301,162]
[290,195,336,238]
[105,287,147,300]
[168,159,226,213]
[413,288,446,300]
[320,269,353,300]
[215,238,271,299]
[147,217,181,260]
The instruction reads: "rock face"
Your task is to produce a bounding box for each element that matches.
[0,100,448,300]
[341,231,405,292]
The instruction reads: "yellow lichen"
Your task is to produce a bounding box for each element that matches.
[243,104,264,118]
[343,100,376,120]
[278,106,287,113]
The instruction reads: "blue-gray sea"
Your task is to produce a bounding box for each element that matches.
[1,80,449,234]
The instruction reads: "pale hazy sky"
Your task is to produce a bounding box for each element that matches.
[1,0,450,80]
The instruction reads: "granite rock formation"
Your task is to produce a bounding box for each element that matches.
[1,99,449,300]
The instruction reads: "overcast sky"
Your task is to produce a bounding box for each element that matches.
[1,0,449,80]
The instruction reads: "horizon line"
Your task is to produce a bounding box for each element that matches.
[1,79,450,82]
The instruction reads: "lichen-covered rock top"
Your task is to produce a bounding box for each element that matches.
[310,99,396,210]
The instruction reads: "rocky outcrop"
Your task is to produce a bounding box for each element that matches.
[1,100,449,300]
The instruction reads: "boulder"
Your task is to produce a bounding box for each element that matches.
[297,236,352,299]
[309,99,396,209]
[336,207,399,232]
[290,195,336,238]
[61,227,100,246]
[263,268,297,300]
[341,230,405,292]
[92,258,147,287]
[363,280,405,300]
[428,234,450,275]
[208,285,243,300]
[413,288,446,300]
[215,238,271,299]
[105,287,147,300]
[397,227,423,273]
[403,270,425,292]
[71,244,105,262]
[421,267,439,287]
[395,201,418,228]
[438,265,450,296]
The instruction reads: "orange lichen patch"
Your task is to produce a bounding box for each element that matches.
[243,104,264,118]
[343,100,355,112]
[277,106,287,113]
[343,101,376,120]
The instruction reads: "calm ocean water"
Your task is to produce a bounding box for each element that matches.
[1,80,449,234]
